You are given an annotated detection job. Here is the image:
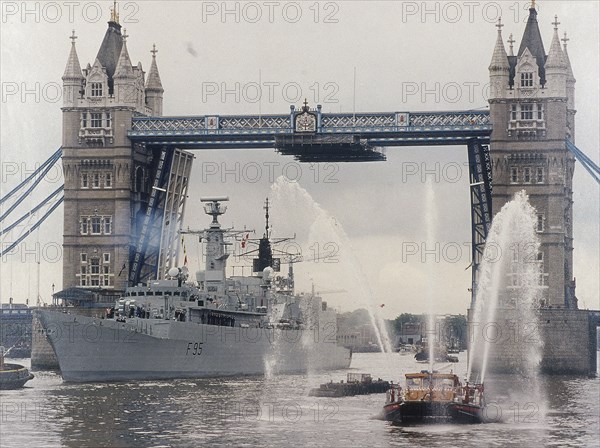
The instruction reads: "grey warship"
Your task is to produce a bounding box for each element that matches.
[39,198,352,382]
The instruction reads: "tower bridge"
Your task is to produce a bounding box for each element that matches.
[2,3,599,374]
[128,109,492,151]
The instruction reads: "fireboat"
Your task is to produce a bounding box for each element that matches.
[383,371,486,424]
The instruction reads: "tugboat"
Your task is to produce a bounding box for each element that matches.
[0,346,34,389]
[383,371,485,424]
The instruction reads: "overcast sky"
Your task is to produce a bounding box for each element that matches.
[1,1,598,317]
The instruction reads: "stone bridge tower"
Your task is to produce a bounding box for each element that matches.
[488,5,577,309]
[61,9,164,297]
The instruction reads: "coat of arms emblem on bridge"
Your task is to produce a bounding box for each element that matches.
[294,100,317,133]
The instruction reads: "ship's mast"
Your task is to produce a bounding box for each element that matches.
[254,198,274,274]
[264,198,270,239]
[201,197,229,297]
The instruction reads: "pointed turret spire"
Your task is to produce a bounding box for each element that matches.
[562,32,575,80]
[63,30,84,80]
[110,0,119,24]
[95,17,123,86]
[489,18,509,71]
[114,29,134,79]
[507,33,515,57]
[145,44,164,92]
[145,43,164,115]
[518,4,547,84]
[545,16,567,69]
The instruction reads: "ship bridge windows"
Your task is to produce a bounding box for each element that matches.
[406,377,421,387]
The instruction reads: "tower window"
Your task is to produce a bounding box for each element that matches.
[510,166,518,184]
[81,173,89,188]
[91,83,103,97]
[523,167,531,183]
[91,217,102,234]
[536,167,545,183]
[103,253,110,264]
[103,217,112,235]
[520,104,534,120]
[80,253,87,263]
[509,264,520,287]
[90,259,100,275]
[90,258,101,286]
[102,266,111,286]
[520,72,534,88]
[90,113,102,128]
[105,172,112,188]
[510,104,517,120]
[536,214,545,233]
[82,112,87,128]
[536,104,544,120]
[81,218,89,235]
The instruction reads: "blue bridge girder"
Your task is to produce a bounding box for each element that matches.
[128,110,492,149]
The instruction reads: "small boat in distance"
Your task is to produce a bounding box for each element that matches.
[414,346,459,363]
[309,373,390,397]
[0,346,34,390]
[383,371,485,424]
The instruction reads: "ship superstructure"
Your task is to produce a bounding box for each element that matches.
[40,198,351,382]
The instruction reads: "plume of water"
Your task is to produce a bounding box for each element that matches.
[270,176,393,353]
[467,190,543,383]
[426,180,437,373]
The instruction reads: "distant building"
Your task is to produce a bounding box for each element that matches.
[398,322,422,346]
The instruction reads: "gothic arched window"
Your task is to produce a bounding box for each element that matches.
[134,166,144,193]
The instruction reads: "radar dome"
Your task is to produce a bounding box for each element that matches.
[168,267,180,278]
[263,267,274,280]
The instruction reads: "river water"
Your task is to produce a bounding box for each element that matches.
[1,352,598,447]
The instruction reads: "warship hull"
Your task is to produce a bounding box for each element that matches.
[39,310,352,382]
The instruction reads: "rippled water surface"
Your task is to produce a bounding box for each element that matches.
[1,353,598,447]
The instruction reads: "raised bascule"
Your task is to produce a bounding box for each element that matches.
[1,3,599,374]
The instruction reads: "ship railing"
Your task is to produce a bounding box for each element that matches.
[455,383,485,406]
[385,384,403,404]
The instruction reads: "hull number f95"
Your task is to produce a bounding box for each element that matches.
[186,342,203,355]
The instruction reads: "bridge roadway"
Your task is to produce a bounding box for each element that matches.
[128,110,492,153]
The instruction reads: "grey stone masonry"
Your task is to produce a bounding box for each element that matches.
[61,22,163,297]
[488,8,576,309]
